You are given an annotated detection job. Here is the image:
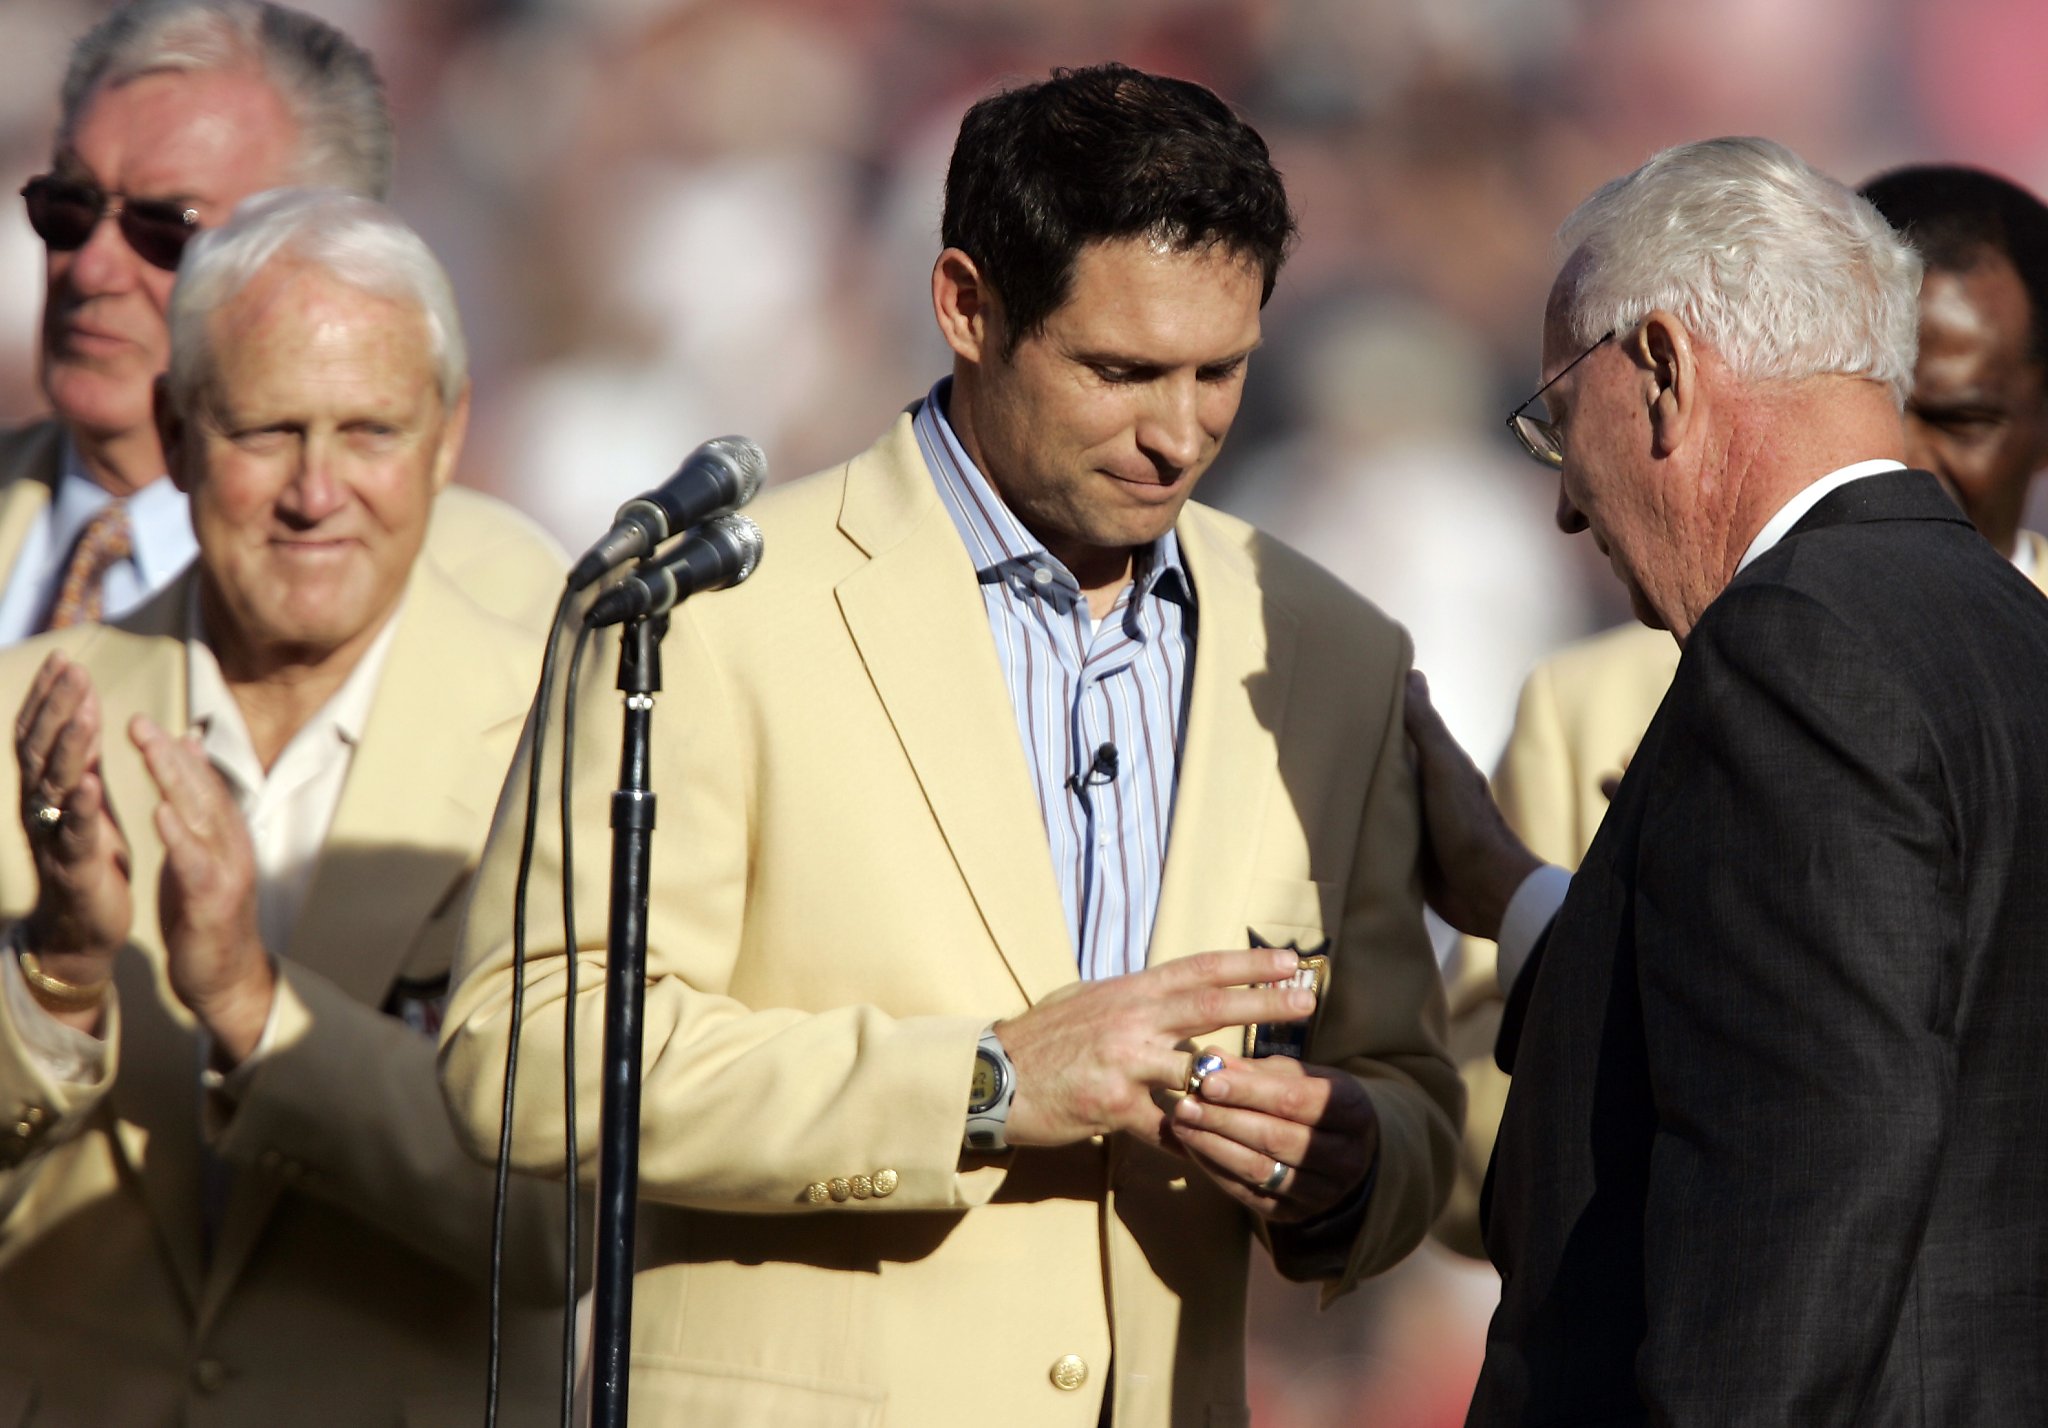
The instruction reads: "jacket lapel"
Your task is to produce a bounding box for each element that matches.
[1147,509,1295,969]
[0,424,62,584]
[88,583,210,1308]
[280,557,523,1009]
[833,415,1077,1006]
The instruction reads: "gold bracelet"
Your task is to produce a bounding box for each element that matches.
[17,950,109,1012]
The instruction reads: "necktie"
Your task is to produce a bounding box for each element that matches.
[44,501,133,631]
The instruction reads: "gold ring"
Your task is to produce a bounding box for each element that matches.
[1185,1051,1226,1098]
[1259,1159,1288,1194]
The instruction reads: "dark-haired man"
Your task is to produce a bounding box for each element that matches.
[1432,162,2048,1259]
[0,0,560,644]
[442,63,1458,1427]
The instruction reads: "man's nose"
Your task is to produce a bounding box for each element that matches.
[1136,380,1204,476]
[1555,478,1588,534]
[281,449,347,523]
[58,210,145,296]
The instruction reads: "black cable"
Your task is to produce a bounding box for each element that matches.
[487,584,575,1428]
[558,621,597,1427]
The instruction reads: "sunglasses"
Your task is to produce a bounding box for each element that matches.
[20,173,200,272]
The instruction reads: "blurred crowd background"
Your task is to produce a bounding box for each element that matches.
[5,0,2047,1423]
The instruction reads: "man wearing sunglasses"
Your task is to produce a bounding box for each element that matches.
[1430,164,2048,1262]
[0,0,560,645]
[1410,138,2048,1423]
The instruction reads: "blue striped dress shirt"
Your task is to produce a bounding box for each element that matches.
[913,380,1197,982]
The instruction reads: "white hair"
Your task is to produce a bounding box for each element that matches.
[60,0,391,200]
[166,188,467,410]
[1557,137,1922,407]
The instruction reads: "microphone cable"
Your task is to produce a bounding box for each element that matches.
[555,619,599,1427]
[487,583,576,1428]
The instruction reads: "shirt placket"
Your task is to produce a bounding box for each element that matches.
[1070,585,1145,981]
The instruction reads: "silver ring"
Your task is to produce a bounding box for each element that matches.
[29,801,62,830]
[1185,1051,1226,1098]
[1259,1159,1289,1195]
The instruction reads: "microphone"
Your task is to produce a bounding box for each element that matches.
[585,514,764,627]
[568,436,766,591]
[1065,742,1118,793]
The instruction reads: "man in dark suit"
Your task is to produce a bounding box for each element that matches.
[1411,135,2048,1424]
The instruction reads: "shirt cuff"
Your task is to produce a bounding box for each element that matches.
[1,932,111,1087]
[1496,864,1571,991]
[1268,1151,1379,1280]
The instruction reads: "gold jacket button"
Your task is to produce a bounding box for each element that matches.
[1049,1354,1088,1391]
[849,1174,873,1199]
[192,1358,229,1394]
[870,1168,899,1198]
[804,1182,830,1204]
[828,1177,852,1203]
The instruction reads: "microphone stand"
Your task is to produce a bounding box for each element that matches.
[591,612,667,1428]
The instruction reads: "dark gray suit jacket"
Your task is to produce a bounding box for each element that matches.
[1472,470,2048,1425]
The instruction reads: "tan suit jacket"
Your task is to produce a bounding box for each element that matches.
[440,411,1462,1428]
[0,552,566,1427]
[0,417,566,636]
[1435,539,2048,1257]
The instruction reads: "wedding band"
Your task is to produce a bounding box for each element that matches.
[29,801,62,830]
[1259,1159,1289,1194]
[1185,1051,1226,1098]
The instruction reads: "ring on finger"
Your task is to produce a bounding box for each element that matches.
[26,800,63,831]
[1259,1159,1289,1195]
[1185,1051,1226,1098]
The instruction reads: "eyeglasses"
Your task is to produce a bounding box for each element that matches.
[1506,330,1614,469]
[20,173,201,272]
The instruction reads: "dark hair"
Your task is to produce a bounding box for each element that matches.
[941,63,1296,347]
[1860,164,2048,367]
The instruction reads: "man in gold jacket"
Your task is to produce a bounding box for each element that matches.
[442,64,1460,1428]
[0,191,565,1425]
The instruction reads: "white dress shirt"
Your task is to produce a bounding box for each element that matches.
[1496,459,1906,990]
[0,447,197,645]
[0,595,403,1088]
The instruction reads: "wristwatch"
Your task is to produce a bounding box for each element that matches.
[964,1024,1015,1152]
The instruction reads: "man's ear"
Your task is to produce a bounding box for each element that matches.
[1633,310,1696,459]
[429,381,471,493]
[153,375,192,495]
[932,247,1004,366]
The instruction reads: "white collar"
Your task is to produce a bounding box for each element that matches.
[184,582,402,796]
[1734,459,1906,575]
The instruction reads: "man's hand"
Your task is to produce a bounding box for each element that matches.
[1170,1052,1378,1223]
[995,948,1314,1150]
[15,653,132,1026]
[1404,670,1541,941]
[131,715,275,1065]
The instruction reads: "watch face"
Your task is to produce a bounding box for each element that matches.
[969,1047,1005,1113]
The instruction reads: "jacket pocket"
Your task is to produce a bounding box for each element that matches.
[1244,876,1334,954]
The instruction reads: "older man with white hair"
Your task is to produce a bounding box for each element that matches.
[1406,137,2048,1424]
[0,189,562,1426]
[1,0,560,644]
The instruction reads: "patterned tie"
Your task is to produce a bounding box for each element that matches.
[44,501,133,631]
